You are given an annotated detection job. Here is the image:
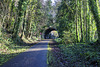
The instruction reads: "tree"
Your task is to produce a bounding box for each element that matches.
[88,0,100,43]
[56,0,98,43]
[13,0,28,38]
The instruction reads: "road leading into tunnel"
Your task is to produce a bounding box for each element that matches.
[1,40,50,67]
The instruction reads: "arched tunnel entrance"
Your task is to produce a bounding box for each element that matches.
[44,27,58,39]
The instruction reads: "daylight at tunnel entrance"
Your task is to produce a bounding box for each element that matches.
[44,27,58,39]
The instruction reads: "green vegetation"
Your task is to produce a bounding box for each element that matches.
[47,48,56,67]
[47,43,52,65]
[0,0,100,66]
[48,1,100,66]
[47,38,100,67]
[0,33,35,65]
[59,43,100,66]
[56,0,99,43]
[49,0,100,66]
[0,0,44,65]
[47,41,58,67]
[0,0,54,65]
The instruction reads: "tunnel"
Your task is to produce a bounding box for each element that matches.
[44,27,57,39]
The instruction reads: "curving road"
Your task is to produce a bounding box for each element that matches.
[1,40,50,67]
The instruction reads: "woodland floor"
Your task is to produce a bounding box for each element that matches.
[48,40,100,67]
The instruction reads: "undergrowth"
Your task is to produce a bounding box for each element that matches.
[47,40,65,67]
[48,38,100,67]
[0,33,38,65]
[47,42,57,67]
[58,43,100,67]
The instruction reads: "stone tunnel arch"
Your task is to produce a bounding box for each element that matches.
[44,27,57,39]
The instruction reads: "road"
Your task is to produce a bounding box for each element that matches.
[1,40,50,67]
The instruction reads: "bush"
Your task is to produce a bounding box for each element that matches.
[55,38,62,43]
[58,43,100,67]
[62,31,75,44]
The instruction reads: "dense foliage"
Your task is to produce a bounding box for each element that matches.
[56,0,99,43]
[0,0,54,39]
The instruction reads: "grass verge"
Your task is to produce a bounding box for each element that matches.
[47,40,63,67]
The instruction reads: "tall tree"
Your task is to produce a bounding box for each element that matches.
[88,0,100,43]
[13,0,28,38]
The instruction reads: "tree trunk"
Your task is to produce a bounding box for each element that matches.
[80,0,83,42]
[13,0,24,38]
[86,0,88,42]
[21,11,26,38]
